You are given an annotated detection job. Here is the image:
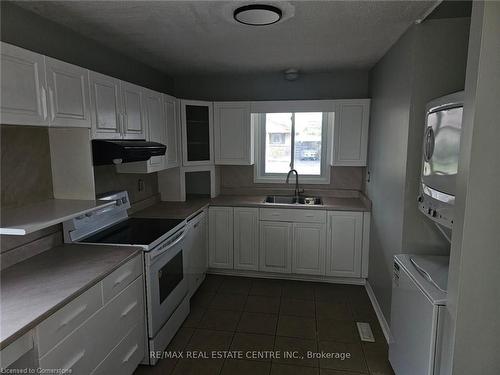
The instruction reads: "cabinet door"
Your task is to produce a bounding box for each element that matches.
[292,222,326,275]
[120,81,146,139]
[45,58,91,128]
[143,89,167,170]
[0,42,48,126]
[214,102,253,165]
[164,94,180,169]
[89,72,121,139]
[188,210,208,296]
[326,211,363,277]
[181,100,214,166]
[332,99,370,166]
[209,207,233,269]
[259,221,292,273]
[234,207,259,271]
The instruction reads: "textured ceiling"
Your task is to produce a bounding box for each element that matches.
[14,0,438,75]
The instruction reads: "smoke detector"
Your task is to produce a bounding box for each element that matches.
[284,68,299,81]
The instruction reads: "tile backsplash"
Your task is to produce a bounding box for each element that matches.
[219,165,365,196]
[93,165,159,204]
[1,125,54,208]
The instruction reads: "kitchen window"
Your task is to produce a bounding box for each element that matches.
[254,111,332,183]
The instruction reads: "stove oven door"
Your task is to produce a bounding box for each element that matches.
[145,228,188,337]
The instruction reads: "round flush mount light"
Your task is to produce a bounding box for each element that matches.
[234,4,282,26]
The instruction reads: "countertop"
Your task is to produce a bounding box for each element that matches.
[132,194,370,221]
[0,244,141,349]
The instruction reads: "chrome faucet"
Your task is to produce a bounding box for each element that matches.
[286,169,304,199]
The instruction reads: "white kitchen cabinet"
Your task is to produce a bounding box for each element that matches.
[35,255,144,375]
[292,222,326,276]
[331,99,370,166]
[0,42,49,126]
[187,209,208,296]
[164,94,181,169]
[89,71,122,139]
[259,221,292,273]
[45,57,91,128]
[181,100,214,166]
[120,81,146,139]
[214,101,253,165]
[326,211,363,277]
[233,207,259,271]
[142,89,167,170]
[208,207,233,269]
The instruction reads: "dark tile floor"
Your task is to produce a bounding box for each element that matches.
[134,275,394,375]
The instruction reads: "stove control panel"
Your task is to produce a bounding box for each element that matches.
[63,191,131,243]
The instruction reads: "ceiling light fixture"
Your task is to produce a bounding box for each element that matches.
[234,4,282,26]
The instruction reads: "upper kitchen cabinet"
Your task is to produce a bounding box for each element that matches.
[214,101,254,165]
[120,81,146,139]
[331,99,370,166]
[45,58,91,128]
[117,92,177,174]
[142,89,167,170]
[0,42,49,126]
[164,94,181,169]
[181,100,214,166]
[89,71,122,139]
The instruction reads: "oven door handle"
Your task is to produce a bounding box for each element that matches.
[150,228,187,261]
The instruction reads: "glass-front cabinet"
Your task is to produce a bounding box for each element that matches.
[181,100,214,166]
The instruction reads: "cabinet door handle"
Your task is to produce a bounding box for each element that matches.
[48,86,56,121]
[113,270,132,287]
[121,301,138,318]
[40,86,48,120]
[59,304,88,329]
[122,344,139,363]
[63,349,85,370]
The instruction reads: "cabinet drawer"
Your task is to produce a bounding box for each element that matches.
[39,277,144,375]
[39,324,95,375]
[101,276,144,354]
[37,282,102,357]
[102,255,142,303]
[91,324,145,375]
[260,208,326,223]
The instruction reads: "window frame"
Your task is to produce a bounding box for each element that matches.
[253,111,333,184]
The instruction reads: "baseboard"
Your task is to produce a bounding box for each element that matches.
[365,280,393,344]
[207,268,367,285]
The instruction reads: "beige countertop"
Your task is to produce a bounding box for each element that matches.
[132,194,370,221]
[0,244,142,349]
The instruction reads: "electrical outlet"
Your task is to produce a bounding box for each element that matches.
[138,179,145,192]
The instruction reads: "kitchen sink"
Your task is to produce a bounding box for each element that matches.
[263,195,323,205]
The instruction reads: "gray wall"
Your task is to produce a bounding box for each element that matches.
[365,28,414,320]
[93,166,159,204]
[441,2,500,373]
[173,70,369,101]
[0,1,174,94]
[366,17,470,322]
[1,125,53,208]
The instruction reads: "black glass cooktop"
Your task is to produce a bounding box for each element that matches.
[80,218,184,246]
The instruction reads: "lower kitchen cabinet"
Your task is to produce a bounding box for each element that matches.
[326,211,363,277]
[35,255,145,375]
[208,207,234,269]
[233,207,259,271]
[259,221,292,273]
[187,209,208,296]
[292,222,326,275]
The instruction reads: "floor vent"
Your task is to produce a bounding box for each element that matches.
[356,322,375,342]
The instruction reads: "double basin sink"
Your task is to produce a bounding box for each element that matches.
[264,195,323,206]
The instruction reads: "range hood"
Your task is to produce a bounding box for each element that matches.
[92,140,166,166]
